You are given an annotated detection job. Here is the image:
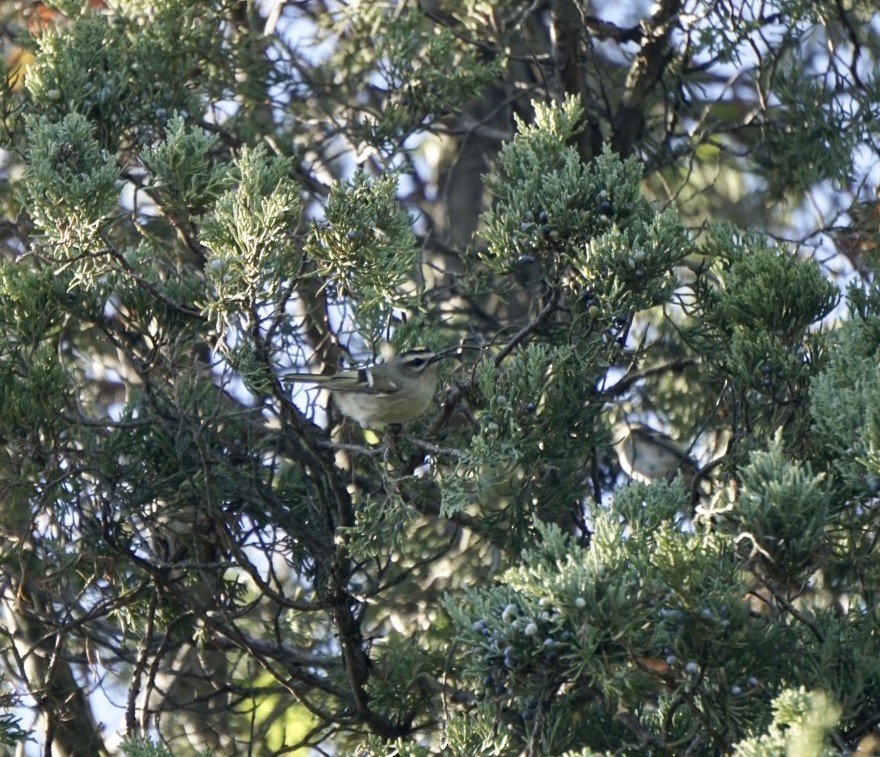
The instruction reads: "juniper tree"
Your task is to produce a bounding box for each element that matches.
[0,1,878,755]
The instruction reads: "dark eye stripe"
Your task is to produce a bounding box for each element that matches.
[401,349,435,371]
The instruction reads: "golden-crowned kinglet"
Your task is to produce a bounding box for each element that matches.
[282,348,450,428]
[612,421,699,485]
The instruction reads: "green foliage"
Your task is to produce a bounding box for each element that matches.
[200,145,302,376]
[732,688,839,757]
[2,0,880,754]
[444,504,787,753]
[24,7,204,149]
[119,734,208,757]
[304,171,419,344]
[25,14,132,143]
[343,492,419,561]
[350,735,433,757]
[795,610,880,720]
[0,263,76,523]
[716,433,827,582]
[482,99,689,315]
[685,229,838,450]
[441,343,600,540]
[482,98,595,255]
[705,236,838,342]
[141,116,228,217]
[315,7,500,152]
[364,632,439,723]
[757,59,866,198]
[440,707,517,756]
[0,688,25,747]
[24,111,119,250]
[810,315,880,485]
[0,262,66,352]
[808,301,880,604]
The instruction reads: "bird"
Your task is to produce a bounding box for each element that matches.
[612,420,699,486]
[281,347,450,428]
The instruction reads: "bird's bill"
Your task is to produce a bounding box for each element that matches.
[430,345,466,362]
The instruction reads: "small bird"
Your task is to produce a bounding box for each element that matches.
[281,347,449,428]
[612,420,699,486]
